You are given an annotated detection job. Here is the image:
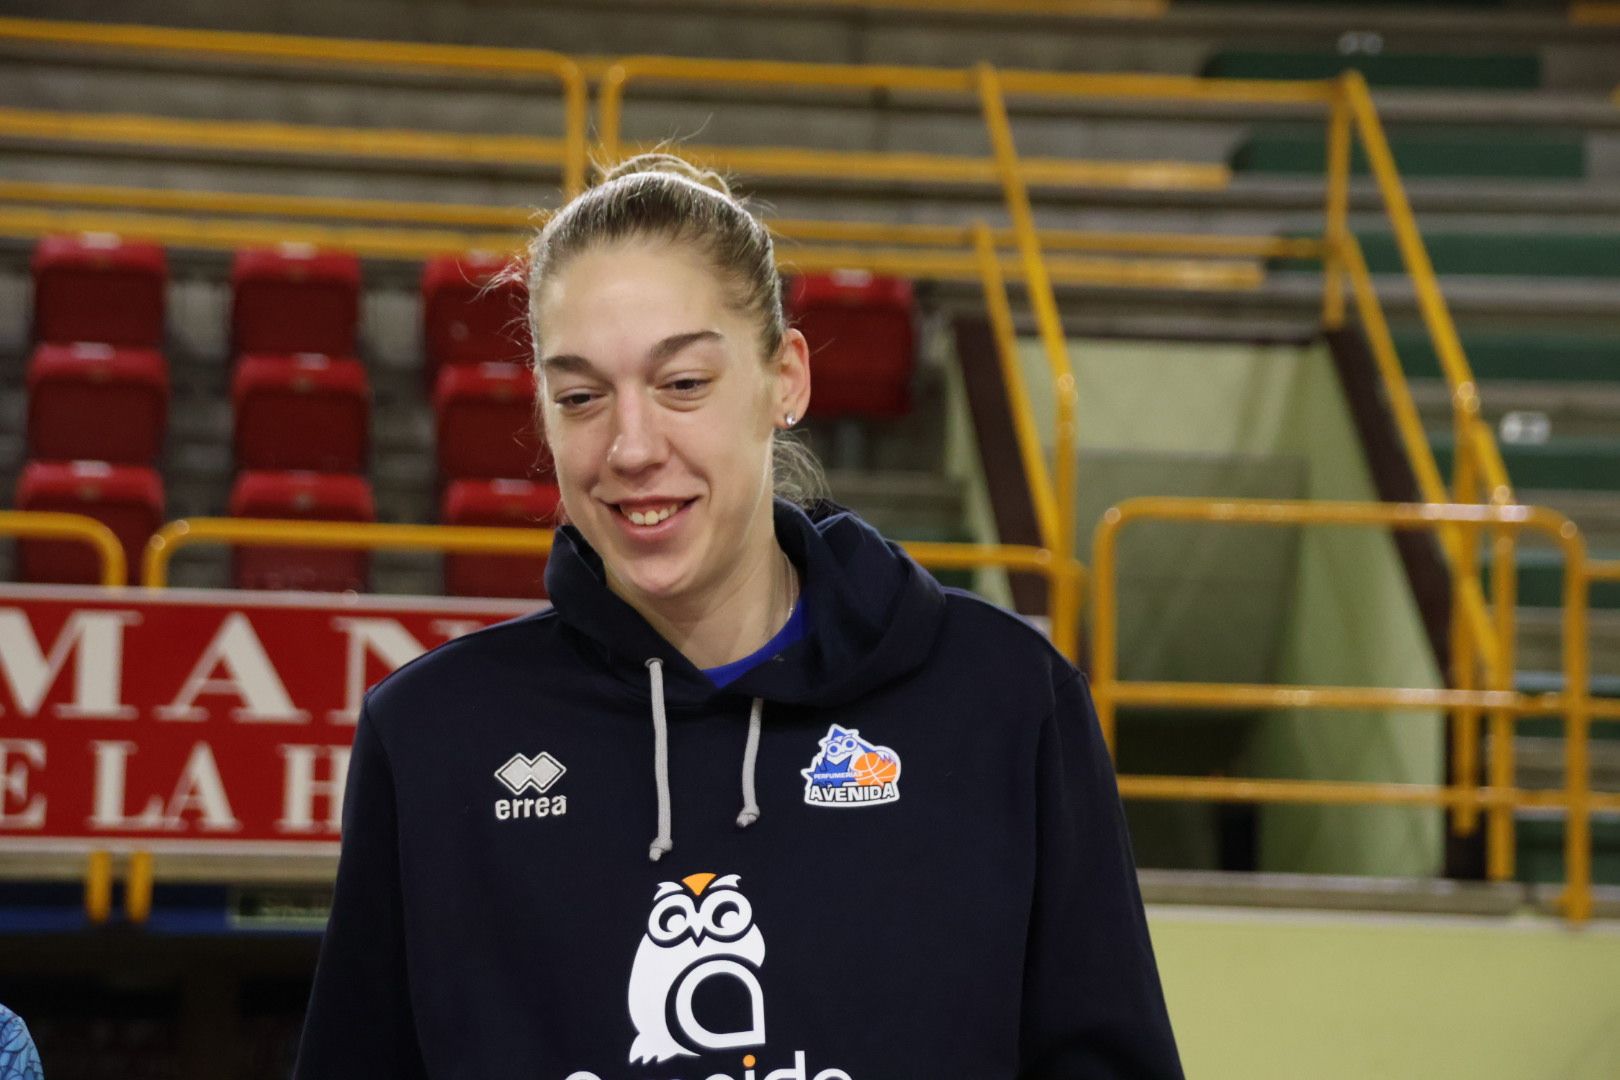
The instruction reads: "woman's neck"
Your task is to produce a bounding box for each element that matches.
[609,517,798,671]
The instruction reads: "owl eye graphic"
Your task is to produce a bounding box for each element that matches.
[627,872,768,1065]
[648,893,698,944]
[698,890,753,942]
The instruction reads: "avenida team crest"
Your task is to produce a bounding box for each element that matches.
[800,725,901,807]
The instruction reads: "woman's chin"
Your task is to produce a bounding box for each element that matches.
[607,558,698,607]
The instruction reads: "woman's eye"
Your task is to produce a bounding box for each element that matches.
[554,390,597,410]
[664,377,711,395]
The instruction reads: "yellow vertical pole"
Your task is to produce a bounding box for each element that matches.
[1485,496,1518,880]
[1451,437,1482,835]
[1322,80,1352,330]
[85,850,113,924]
[1345,71,1476,426]
[1561,529,1593,923]
[975,62,1080,663]
[1091,508,1121,757]
[597,64,628,166]
[127,850,155,925]
[560,60,589,197]
[971,221,1061,554]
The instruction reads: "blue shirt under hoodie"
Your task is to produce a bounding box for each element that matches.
[294,500,1183,1080]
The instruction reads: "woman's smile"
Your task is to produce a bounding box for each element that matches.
[606,496,699,540]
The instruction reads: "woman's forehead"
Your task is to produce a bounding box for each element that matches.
[540,242,728,328]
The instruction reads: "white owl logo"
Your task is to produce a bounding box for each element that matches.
[627,872,766,1065]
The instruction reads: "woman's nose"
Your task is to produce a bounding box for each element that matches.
[605,394,666,473]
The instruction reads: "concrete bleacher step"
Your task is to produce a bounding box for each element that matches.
[1516,672,1620,741]
[1409,379,1620,441]
[1280,232,1620,279]
[1517,735,1620,789]
[1506,548,1620,609]
[1432,435,1620,492]
[1515,811,1620,886]
[1516,608,1620,677]
[1394,329,1620,383]
[1233,126,1588,180]
[1203,49,1543,89]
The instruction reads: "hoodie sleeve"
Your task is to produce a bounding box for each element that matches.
[293,702,430,1080]
[1017,672,1184,1080]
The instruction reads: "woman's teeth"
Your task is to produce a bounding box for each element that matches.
[624,505,677,526]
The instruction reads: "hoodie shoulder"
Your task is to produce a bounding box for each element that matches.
[937,587,1080,694]
[363,607,564,722]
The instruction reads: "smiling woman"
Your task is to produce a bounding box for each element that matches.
[293,153,1184,1080]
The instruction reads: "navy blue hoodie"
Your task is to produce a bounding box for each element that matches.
[294,501,1183,1080]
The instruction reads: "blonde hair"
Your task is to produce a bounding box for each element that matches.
[523,151,825,506]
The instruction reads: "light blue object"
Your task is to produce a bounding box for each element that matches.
[0,1004,43,1080]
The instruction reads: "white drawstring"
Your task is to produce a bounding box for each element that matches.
[643,658,765,861]
[645,658,673,862]
[737,697,763,828]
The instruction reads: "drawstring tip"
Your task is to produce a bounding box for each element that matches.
[735,808,760,829]
[648,839,672,862]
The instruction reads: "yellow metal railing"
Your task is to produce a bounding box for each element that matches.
[0,510,128,587]
[1093,497,1606,924]
[0,18,1607,913]
[143,517,557,588]
[0,18,588,195]
[0,510,124,922]
[0,180,1279,289]
[1322,70,1566,856]
[597,56,1234,195]
[142,517,1066,593]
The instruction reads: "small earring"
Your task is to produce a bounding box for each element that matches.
[783,413,797,428]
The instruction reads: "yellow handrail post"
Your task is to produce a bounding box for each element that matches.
[974,62,1081,663]
[1091,506,1122,757]
[126,851,154,925]
[970,221,1061,554]
[1486,486,1518,881]
[598,63,628,166]
[1560,524,1593,923]
[560,58,590,197]
[1321,78,1352,330]
[1343,71,1475,414]
[1451,431,1482,835]
[85,850,113,925]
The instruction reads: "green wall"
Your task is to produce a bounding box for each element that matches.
[1152,906,1620,1080]
[1004,337,1443,875]
[1258,348,1445,875]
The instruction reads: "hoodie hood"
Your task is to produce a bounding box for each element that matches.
[544,498,945,709]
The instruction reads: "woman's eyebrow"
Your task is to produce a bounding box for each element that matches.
[539,330,722,375]
[649,329,722,363]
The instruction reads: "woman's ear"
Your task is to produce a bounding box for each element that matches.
[773,328,812,429]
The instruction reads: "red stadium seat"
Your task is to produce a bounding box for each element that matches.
[421,251,529,385]
[231,245,361,357]
[787,270,916,419]
[31,233,167,348]
[433,362,549,480]
[441,478,559,600]
[233,353,370,472]
[228,471,374,593]
[26,343,169,464]
[15,461,164,585]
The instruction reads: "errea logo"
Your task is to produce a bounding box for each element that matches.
[493,751,568,821]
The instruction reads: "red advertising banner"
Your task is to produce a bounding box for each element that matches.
[0,584,536,857]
